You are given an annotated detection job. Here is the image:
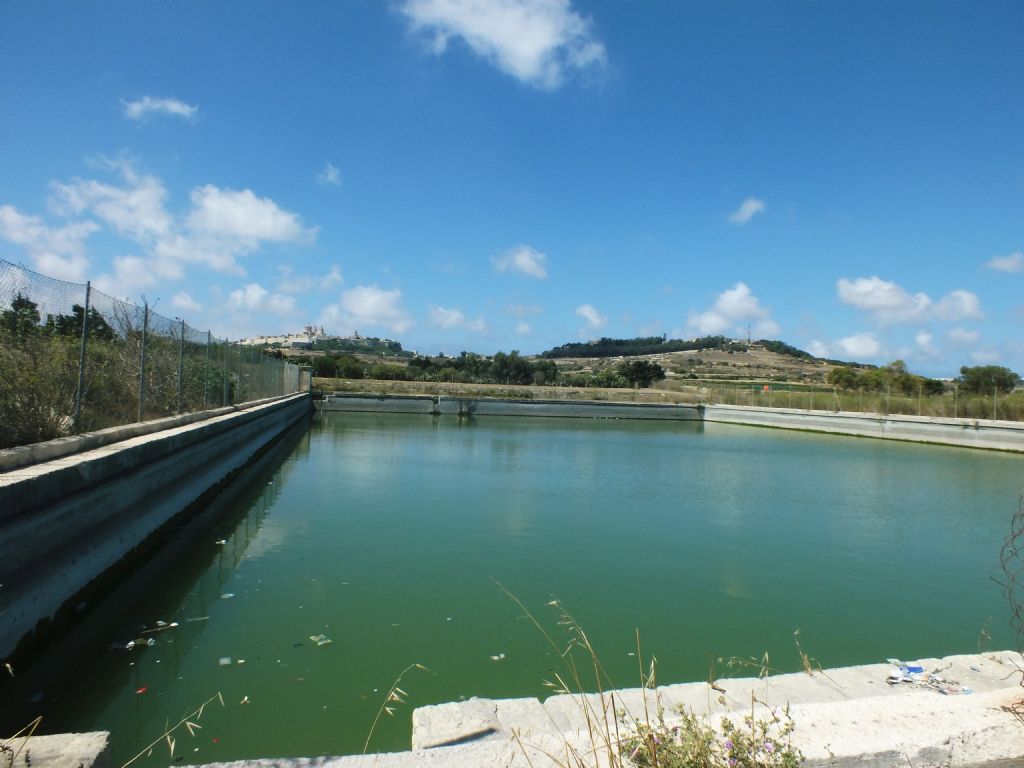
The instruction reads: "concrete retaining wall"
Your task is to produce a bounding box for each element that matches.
[319,393,703,421]
[0,393,312,660]
[705,404,1024,452]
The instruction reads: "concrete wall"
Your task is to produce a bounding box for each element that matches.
[319,393,703,421]
[705,403,1024,452]
[0,393,312,660]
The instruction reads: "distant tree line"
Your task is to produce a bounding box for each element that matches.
[311,337,408,355]
[826,359,1020,396]
[310,349,666,389]
[756,339,867,368]
[541,335,748,359]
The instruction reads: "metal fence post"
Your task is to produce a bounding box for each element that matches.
[222,339,228,406]
[176,319,185,414]
[204,331,211,409]
[138,302,149,422]
[73,281,92,434]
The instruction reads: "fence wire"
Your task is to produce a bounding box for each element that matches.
[0,257,305,450]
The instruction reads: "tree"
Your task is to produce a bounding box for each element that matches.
[0,293,42,340]
[826,366,859,390]
[958,365,1020,395]
[45,304,118,341]
[618,360,665,388]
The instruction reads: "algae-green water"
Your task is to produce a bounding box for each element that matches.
[27,413,1024,762]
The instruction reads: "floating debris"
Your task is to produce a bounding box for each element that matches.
[309,634,332,647]
[218,657,232,666]
[136,686,148,695]
[240,696,250,705]
[215,540,227,545]
[221,593,235,600]
[114,637,157,651]
[140,621,179,635]
[489,653,506,662]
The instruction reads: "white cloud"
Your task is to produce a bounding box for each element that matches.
[575,303,606,330]
[228,282,295,316]
[837,276,981,325]
[935,289,983,321]
[278,264,343,294]
[122,96,198,121]
[836,332,881,358]
[51,171,172,241]
[915,331,933,348]
[837,276,930,321]
[322,285,413,334]
[94,255,157,298]
[687,282,778,337]
[172,291,202,313]
[429,304,487,332]
[727,197,765,225]
[43,160,318,281]
[807,340,829,358]
[317,163,342,187]
[516,321,532,335]
[985,252,1024,273]
[0,204,97,281]
[492,244,548,279]
[187,186,315,244]
[229,283,268,310]
[948,327,980,345]
[400,0,606,89]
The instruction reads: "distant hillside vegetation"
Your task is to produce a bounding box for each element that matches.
[540,335,866,367]
[756,339,871,369]
[541,335,746,359]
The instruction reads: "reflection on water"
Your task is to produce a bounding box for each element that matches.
[8,413,1022,765]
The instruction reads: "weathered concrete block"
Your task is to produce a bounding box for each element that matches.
[1,731,110,768]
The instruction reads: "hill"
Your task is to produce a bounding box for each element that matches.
[539,336,869,385]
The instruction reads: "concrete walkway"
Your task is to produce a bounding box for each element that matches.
[25,651,1024,768]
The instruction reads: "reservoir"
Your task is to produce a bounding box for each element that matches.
[16,412,1023,764]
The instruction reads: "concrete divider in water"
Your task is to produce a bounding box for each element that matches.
[318,393,703,420]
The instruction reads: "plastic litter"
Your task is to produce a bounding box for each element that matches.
[309,634,332,647]
[218,657,232,666]
[136,686,147,694]
[489,653,506,661]
[221,593,235,600]
[215,539,227,545]
[884,660,972,695]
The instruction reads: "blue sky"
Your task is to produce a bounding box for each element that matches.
[2,0,1022,376]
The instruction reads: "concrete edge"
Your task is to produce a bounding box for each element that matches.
[0,394,304,474]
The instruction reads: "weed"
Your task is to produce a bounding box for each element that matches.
[119,692,223,768]
[362,662,430,755]
[495,580,806,768]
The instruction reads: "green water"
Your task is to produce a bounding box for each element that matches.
[28,413,1024,762]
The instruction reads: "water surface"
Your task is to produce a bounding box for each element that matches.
[28,413,1024,763]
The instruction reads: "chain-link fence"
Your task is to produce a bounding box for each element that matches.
[0,257,305,450]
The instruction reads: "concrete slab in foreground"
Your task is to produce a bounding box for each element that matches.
[0,731,110,768]
[174,650,1024,768]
